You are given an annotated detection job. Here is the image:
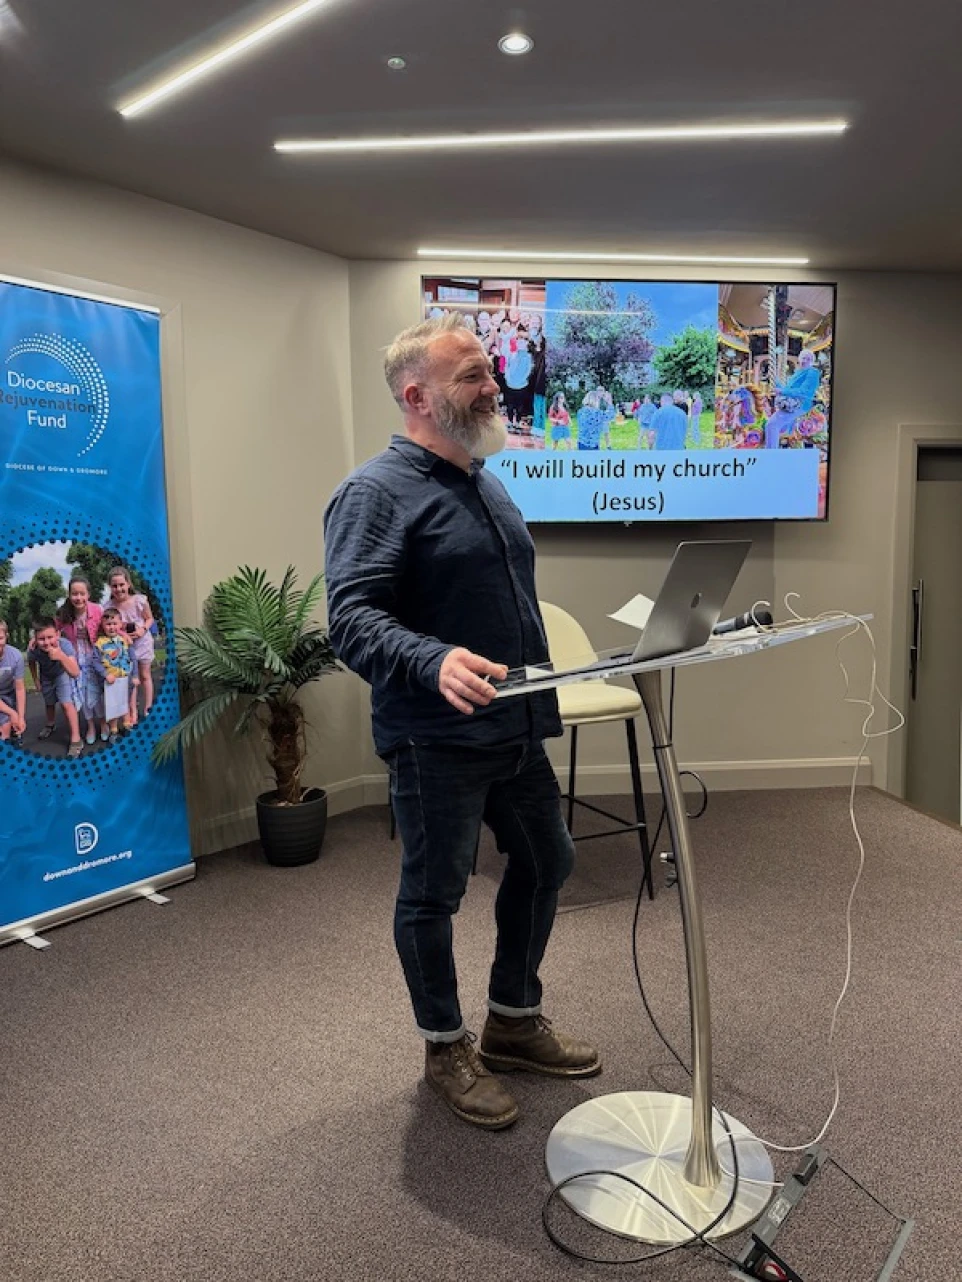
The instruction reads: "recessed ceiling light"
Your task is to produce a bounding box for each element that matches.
[118,0,339,119]
[417,248,811,267]
[274,118,848,153]
[498,32,534,55]
[386,56,407,70]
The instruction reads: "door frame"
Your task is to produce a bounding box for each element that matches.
[888,423,962,797]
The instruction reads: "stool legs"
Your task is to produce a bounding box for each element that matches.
[625,717,654,900]
[567,725,579,832]
[561,717,655,899]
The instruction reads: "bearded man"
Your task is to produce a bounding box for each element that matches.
[323,313,600,1131]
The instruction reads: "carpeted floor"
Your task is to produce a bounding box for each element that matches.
[2,787,960,1282]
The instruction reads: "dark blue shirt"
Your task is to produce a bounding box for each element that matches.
[323,435,562,755]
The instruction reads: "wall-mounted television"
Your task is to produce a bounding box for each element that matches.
[421,277,836,522]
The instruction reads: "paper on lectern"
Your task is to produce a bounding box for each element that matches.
[608,593,656,633]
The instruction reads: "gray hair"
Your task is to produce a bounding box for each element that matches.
[384,312,470,406]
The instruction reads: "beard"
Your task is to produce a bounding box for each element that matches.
[433,392,507,459]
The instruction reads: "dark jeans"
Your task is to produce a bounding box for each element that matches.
[385,740,575,1041]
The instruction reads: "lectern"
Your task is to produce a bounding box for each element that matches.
[498,616,863,1245]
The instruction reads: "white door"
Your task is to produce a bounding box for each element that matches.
[904,448,962,824]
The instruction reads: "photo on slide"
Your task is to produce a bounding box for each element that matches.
[716,284,834,516]
[543,280,718,452]
[0,540,166,758]
[422,278,548,449]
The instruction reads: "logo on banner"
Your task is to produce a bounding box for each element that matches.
[4,332,110,456]
[74,823,99,856]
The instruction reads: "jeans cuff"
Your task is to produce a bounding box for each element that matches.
[488,999,542,1018]
[417,1022,466,1044]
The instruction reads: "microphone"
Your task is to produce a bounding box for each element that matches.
[713,608,773,635]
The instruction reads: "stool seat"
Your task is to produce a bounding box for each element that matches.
[558,680,643,725]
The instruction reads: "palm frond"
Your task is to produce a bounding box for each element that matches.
[235,696,268,737]
[151,690,240,763]
[288,572,326,640]
[223,627,289,678]
[174,627,262,691]
[288,635,341,687]
[288,628,337,671]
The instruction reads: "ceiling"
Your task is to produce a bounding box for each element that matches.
[1,0,961,270]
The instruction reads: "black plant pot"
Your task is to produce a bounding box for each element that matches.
[255,787,328,866]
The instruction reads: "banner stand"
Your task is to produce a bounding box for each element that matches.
[0,275,194,944]
[0,865,195,948]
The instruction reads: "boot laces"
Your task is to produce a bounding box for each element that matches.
[451,1032,485,1081]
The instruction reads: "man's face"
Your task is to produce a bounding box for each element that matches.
[424,333,507,458]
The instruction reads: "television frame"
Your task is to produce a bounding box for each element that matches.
[419,274,839,526]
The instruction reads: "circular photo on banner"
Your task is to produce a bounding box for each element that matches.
[0,540,166,760]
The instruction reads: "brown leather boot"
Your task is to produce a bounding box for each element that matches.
[479,1012,602,1078]
[425,1034,520,1129]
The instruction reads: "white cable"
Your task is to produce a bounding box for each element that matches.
[734,596,903,1157]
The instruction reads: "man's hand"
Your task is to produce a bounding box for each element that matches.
[439,648,508,715]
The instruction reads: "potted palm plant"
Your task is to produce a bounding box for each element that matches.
[153,566,338,866]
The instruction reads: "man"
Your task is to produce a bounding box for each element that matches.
[324,314,599,1130]
[634,394,656,448]
[650,393,689,450]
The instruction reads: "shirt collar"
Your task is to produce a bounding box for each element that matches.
[389,434,485,476]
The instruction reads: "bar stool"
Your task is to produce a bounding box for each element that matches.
[540,602,655,898]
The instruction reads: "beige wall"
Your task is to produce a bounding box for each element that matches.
[0,158,358,851]
[349,259,962,793]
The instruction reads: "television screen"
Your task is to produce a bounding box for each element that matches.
[421,277,836,522]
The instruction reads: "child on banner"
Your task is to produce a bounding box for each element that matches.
[27,620,83,758]
[57,574,107,746]
[92,608,139,745]
[107,566,155,727]
[0,619,27,743]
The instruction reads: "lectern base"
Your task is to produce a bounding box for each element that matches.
[545,1091,774,1245]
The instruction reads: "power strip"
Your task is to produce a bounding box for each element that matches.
[730,1148,914,1282]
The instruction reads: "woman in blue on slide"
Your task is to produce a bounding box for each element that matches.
[764,349,821,448]
[576,388,612,450]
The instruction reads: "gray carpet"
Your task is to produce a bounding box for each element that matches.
[2,787,959,1281]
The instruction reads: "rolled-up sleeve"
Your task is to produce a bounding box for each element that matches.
[324,478,451,693]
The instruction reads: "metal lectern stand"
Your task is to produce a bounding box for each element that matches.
[503,617,865,1245]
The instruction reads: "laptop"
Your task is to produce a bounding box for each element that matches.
[495,539,751,691]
